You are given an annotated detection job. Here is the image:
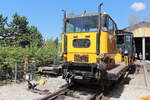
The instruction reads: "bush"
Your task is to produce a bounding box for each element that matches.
[0,38,59,67]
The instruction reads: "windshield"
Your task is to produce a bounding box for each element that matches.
[65,15,99,33]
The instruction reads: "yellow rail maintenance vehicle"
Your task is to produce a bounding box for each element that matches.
[61,4,135,87]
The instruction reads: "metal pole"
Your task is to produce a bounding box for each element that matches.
[142,37,145,60]
[96,3,103,55]
[61,9,66,33]
[98,3,103,14]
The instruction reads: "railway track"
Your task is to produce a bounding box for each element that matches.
[36,62,150,100]
[38,84,71,100]
[37,64,133,100]
[38,83,110,100]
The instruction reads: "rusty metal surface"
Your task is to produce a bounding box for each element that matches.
[37,65,62,76]
[90,92,110,100]
[74,54,89,62]
[66,14,99,19]
[38,84,72,100]
[29,89,50,95]
[107,62,125,73]
[38,66,62,72]
[106,62,128,80]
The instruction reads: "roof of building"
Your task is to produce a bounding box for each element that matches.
[124,21,150,32]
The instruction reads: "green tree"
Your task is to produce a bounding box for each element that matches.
[2,13,43,47]
[0,13,60,67]
[0,14,7,37]
[0,14,8,46]
[10,13,28,34]
[26,26,43,47]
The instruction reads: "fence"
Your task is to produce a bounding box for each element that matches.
[0,62,37,82]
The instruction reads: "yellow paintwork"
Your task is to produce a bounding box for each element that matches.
[67,32,97,53]
[61,34,64,53]
[114,53,122,63]
[62,30,119,63]
[124,56,129,66]
[100,31,108,53]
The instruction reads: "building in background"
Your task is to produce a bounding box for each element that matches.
[124,21,150,60]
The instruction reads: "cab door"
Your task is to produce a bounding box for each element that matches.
[65,32,98,63]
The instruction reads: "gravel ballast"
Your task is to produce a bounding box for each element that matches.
[0,76,66,100]
[0,61,150,100]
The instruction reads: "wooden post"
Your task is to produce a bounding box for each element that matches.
[24,56,29,73]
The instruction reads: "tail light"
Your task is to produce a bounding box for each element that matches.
[63,54,67,61]
[96,58,100,63]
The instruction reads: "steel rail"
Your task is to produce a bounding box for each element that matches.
[38,84,72,100]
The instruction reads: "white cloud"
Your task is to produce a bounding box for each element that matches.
[131,2,146,11]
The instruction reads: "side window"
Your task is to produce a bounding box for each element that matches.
[66,23,75,33]
[126,35,131,42]
[102,16,108,32]
[108,18,114,34]
[114,24,117,34]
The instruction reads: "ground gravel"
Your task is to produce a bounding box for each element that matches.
[109,61,150,100]
[0,61,150,100]
[109,83,150,100]
[0,76,66,100]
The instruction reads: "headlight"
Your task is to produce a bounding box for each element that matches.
[99,53,105,58]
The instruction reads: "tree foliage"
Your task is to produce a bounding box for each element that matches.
[0,13,59,67]
[0,13,43,47]
[0,13,60,81]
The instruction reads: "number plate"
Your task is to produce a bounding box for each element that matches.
[74,76,83,79]
[74,54,88,62]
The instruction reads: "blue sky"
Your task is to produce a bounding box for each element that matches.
[0,0,149,40]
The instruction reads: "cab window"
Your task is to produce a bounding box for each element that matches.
[102,15,108,32]
[108,18,114,34]
[73,39,90,48]
[66,15,99,33]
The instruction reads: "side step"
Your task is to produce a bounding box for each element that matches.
[106,63,129,80]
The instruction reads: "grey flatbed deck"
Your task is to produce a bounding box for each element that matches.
[106,62,129,80]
